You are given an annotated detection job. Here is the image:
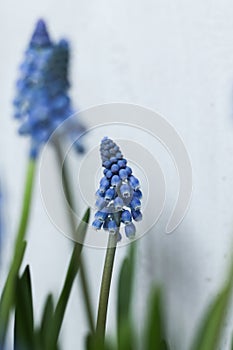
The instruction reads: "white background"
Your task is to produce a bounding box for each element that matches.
[1,0,233,349]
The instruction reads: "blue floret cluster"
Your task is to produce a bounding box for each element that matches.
[13,19,86,159]
[92,137,142,241]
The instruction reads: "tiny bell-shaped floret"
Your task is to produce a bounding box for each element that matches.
[96,189,105,198]
[133,189,142,200]
[95,211,108,222]
[125,166,132,176]
[131,209,143,222]
[129,176,140,190]
[108,220,118,235]
[125,223,136,239]
[105,188,116,202]
[103,160,112,169]
[130,198,141,211]
[121,210,132,224]
[105,171,112,179]
[118,159,127,168]
[99,178,110,193]
[111,164,120,174]
[95,197,106,210]
[111,175,121,187]
[92,219,103,230]
[103,217,111,231]
[119,169,128,181]
[120,184,131,198]
[114,197,124,210]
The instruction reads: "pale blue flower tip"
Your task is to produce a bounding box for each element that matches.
[92,219,103,230]
[125,223,136,239]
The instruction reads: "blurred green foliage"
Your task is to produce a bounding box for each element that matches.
[86,243,233,350]
[0,208,90,350]
[1,208,233,349]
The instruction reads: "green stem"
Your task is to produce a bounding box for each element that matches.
[53,244,83,338]
[14,159,36,259]
[53,140,95,333]
[96,233,118,339]
[0,159,36,347]
[49,208,90,347]
[79,260,95,333]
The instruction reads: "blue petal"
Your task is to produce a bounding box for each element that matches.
[119,169,128,180]
[111,175,121,187]
[95,197,106,210]
[131,209,142,222]
[125,223,136,239]
[108,220,118,234]
[105,188,116,201]
[92,219,103,230]
[121,210,132,224]
[130,198,141,211]
[129,176,140,190]
[118,159,127,168]
[111,164,120,174]
[120,184,131,198]
[114,197,124,210]
[133,189,142,200]
[95,211,108,221]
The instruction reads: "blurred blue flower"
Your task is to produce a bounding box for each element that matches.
[14,19,86,159]
[92,137,143,241]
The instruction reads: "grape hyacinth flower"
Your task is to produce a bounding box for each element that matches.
[13,19,86,158]
[92,137,143,240]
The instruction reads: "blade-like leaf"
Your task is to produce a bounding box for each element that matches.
[85,332,116,350]
[14,265,34,350]
[117,243,136,350]
[86,333,105,350]
[38,293,55,349]
[160,339,170,350]
[50,208,90,346]
[145,287,167,350]
[191,258,233,350]
[0,160,35,348]
[0,241,27,347]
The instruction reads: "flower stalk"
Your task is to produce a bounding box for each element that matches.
[0,158,36,347]
[54,140,95,333]
[96,232,118,339]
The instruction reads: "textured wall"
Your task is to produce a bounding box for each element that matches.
[1,0,233,349]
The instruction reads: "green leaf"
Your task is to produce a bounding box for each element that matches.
[145,287,167,350]
[117,243,136,350]
[38,294,55,349]
[0,241,27,347]
[0,160,36,348]
[85,333,105,350]
[50,208,90,347]
[85,333,116,350]
[191,259,233,350]
[160,339,170,350]
[14,265,34,350]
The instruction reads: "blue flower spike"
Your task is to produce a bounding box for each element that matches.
[92,137,143,241]
[14,19,86,159]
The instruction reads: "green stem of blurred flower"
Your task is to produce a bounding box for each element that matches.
[53,141,95,333]
[0,159,36,347]
[96,233,118,339]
